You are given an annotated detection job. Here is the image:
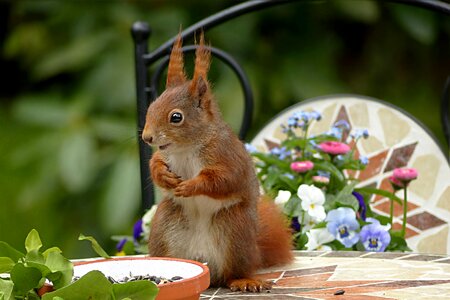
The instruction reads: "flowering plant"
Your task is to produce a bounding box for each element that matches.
[246,110,416,252]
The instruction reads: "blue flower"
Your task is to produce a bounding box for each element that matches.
[351,128,369,139]
[133,219,144,242]
[326,127,343,139]
[359,156,369,165]
[360,218,391,252]
[334,120,350,130]
[245,143,257,153]
[317,170,330,178]
[310,110,322,121]
[270,147,291,160]
[326,207,360,248]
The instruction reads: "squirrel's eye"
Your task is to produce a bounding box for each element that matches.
[170,112,183,124]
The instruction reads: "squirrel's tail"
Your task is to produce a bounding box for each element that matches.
[257,197,294,268]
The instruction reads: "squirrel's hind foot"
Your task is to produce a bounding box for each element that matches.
[227,278,273,292]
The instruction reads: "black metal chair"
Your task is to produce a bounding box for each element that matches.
[131,0,450,211]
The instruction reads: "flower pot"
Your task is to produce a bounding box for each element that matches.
[74,256,210,300]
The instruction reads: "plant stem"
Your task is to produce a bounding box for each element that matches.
[389,198,394,226]
[401,187,408,238]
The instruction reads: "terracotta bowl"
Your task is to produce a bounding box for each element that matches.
[74,256,210,300]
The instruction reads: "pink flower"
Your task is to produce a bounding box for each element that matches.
[318,141,351,155]
[312,175,330,185]
[290,161,314,173]
[388,175,405,189]
[393,168,418,182]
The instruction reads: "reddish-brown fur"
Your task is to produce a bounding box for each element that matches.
[142,32,293,292]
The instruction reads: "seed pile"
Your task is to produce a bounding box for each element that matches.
[72,274,184,285]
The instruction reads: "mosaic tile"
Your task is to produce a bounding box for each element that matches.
[378,107,411,147]
[334,105,351,142]
[437,186,450,212]
[410,154,441,199]
[348,102,369,128]
[294,251,327,257]
[322,251,364,258]
[362,252,412,259]
[373,177,394,202]
[358,150,389,181]
[309,103,336,136]
[383,142,417,172]
[391,222,420,238]
[417,226,449,255]
[398,254,446,261]
[373,199,419,218]
[283,265,336,278]
[361,135,384,155]
[406,211,447,231]
[263,139,280,151]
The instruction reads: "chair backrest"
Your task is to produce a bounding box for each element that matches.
[131,0,450,211]
[251,94,450,254]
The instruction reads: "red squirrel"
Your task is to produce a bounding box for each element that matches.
[142,33,293,292]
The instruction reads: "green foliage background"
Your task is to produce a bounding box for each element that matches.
[0,0,449,258]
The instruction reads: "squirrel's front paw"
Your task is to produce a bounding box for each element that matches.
[174,180,197,198]
[154,169,182,190]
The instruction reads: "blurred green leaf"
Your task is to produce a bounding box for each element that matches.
[390,5,437,44]
[12,94,71,128]
[58,130,97,192]
[33,31,115,79]
[334,0,379,23]
[100,153,140,232]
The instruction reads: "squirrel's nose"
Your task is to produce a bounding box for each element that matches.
[142,130,153,144]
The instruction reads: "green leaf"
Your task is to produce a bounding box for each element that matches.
[0,257,15,273]
[100,154,140,232]
[0,279,14,300]
[44,251,73,289]
[313,161,345,183]
[25,229,42,253]
[0,242,24,262]
[390,5,437,44]
[355,187,402,205]
[26,249,45,264]
[10,264,42,293]
[59,130,97,193]
[42,247,62,258]
[42,270,113,300]
[336,194,359,211]
[283,195,303,218]
[78,234,111,259]
[112,281,159,300]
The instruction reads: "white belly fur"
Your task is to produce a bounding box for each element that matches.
[164,149,238,274]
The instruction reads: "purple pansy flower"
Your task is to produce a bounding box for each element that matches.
[116,238,128,252]
[133,219,144,242]
[352,191,366,221]
[326,207,360,248]
[359,218,391,252]
[291,216,301,232]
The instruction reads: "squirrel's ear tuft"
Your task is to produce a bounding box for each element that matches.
[189,31,211,98]
[166,31,186,87]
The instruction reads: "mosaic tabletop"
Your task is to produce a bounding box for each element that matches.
[202,250,450,299]
[251,95,450,255]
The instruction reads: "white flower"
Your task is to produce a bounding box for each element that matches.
[305,228,335,251]
[141,205,158,241]
[274,190,291,206]
[298,213,316,233]
[298,184,326,222]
